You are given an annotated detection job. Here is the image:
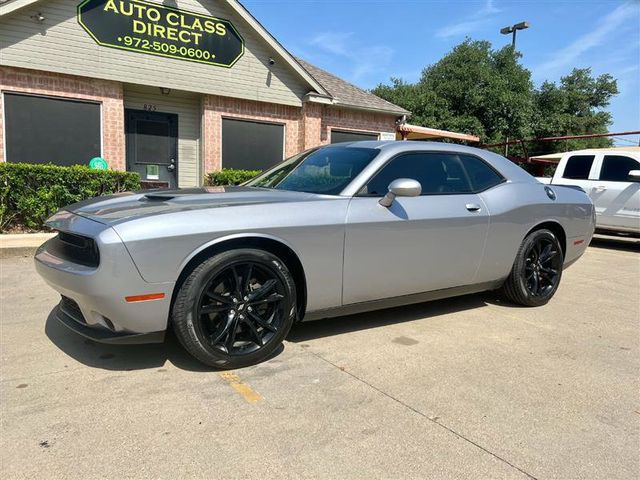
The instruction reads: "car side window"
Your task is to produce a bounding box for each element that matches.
[562,155,595,179]
[361,152,500,196]
[458,155,504,191]
[599,155,639,182]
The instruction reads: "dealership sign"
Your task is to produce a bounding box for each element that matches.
[77,0,245,67]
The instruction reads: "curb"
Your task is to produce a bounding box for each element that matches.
[0,233,56,259]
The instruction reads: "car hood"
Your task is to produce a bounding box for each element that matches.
[56,186,324,225]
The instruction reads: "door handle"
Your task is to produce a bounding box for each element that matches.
[465,203,481,212]
[593,185,606,192]
[167,164,175,171]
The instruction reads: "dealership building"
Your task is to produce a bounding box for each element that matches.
[0,0,421,188]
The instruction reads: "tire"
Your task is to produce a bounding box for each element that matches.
[172,248,296,369]
[500,229,564,307]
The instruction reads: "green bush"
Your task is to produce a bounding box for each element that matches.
[205,168,261,186]
[0,163,140,232]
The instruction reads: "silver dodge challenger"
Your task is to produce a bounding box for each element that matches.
[36,141,595,368]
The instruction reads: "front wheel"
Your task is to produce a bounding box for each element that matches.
[500,229,564,307]
[172,249,296,368]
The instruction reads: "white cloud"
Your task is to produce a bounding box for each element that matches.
[308,31,394,86]
[435,0,501,38]
[534,2,638,78]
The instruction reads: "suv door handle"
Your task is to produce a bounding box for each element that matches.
[594,185,607,192]
[465,203,481,212]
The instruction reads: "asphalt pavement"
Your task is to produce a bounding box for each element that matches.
[1,236,638,479]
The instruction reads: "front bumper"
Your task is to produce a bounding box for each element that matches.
[35,213,174,342]
[56,296,165,344]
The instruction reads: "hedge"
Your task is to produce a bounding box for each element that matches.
[0,163,140,232]
[205,168,261,186]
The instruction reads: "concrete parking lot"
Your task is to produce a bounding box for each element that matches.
[1,237,638,479]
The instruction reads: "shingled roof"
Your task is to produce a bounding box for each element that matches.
[296,58,410,116]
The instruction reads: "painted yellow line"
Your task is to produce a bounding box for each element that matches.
[219,372,262,404]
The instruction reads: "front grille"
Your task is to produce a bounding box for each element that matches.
[48,231,100,268]
[59,296,86,325]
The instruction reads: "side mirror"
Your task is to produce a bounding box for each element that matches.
[379,178,422,207]
[628,170,640,182]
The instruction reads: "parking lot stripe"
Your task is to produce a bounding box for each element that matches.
[219,372,263,404]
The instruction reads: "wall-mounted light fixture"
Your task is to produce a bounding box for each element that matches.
[159,87,171,96]
[30,12,46,23]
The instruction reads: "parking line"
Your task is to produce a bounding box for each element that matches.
[219,372,262,404]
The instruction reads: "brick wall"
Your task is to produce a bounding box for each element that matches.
[320,106,398,144]
[0,66,125,169]
[202,95,301,173]
[202,96,400,174]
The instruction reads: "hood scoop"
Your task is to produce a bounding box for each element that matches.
[142,193,178,201]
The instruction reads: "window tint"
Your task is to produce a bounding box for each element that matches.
[331,130,379,143]
[5,93,100,166]
[362,152,502,196]
[459,155,504,191]
[599,155,639,182]
[247,147,378,195]
[562,155,595,179]
[222,118,284,170]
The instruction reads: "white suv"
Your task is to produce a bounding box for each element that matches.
[539,149,640,235]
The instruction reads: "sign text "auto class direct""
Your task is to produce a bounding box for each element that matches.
[102,0,226,45]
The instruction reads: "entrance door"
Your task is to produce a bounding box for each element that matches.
[125,110,178,188]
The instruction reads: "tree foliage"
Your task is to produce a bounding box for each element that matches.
[372,39,618,156]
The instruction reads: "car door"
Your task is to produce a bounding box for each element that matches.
[552,154,599,192]
[590,154,640,231]
[342,151,500,305]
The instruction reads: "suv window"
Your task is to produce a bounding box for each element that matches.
[562,155,595,179]
[361,152,503,196]
[599,155,639,182]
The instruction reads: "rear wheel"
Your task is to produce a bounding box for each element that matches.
[500,229,564,307]
[172,249,296,368]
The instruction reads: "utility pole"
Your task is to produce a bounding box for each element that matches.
[500,21,530,157]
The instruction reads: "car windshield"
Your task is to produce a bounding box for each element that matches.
[245,146,379,195]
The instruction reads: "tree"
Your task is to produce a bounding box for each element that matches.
[372,40,619,156]
[531,68,618,155]
[373,39,535,145]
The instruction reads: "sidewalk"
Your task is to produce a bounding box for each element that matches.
[0,233,56,257]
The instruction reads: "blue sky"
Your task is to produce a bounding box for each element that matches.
[243,0,640,146]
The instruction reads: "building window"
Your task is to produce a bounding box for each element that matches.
[330,130,379,144]
[4,93,101,166]
[221,118,284,170]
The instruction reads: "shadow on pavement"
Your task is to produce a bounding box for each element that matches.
[44,309,284,372]
[288,293,489,343]
[589,235,640,253]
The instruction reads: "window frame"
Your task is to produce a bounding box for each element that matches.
[220,116,286,170]
[559,154,598,180]
[330,128,380,144]
[596,154,640,182]
[2,90,103,164]
[355,150,506,197]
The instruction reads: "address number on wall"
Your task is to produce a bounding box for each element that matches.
[143,104,157,112]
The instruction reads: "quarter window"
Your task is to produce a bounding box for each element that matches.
[599,155,639,182]
[562,155,595,179]
[361,152,503,196]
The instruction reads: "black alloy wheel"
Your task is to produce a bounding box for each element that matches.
[500,229,564,307]
[523,237,562,297]
[196,261,286,355]
[172,249,296,368]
